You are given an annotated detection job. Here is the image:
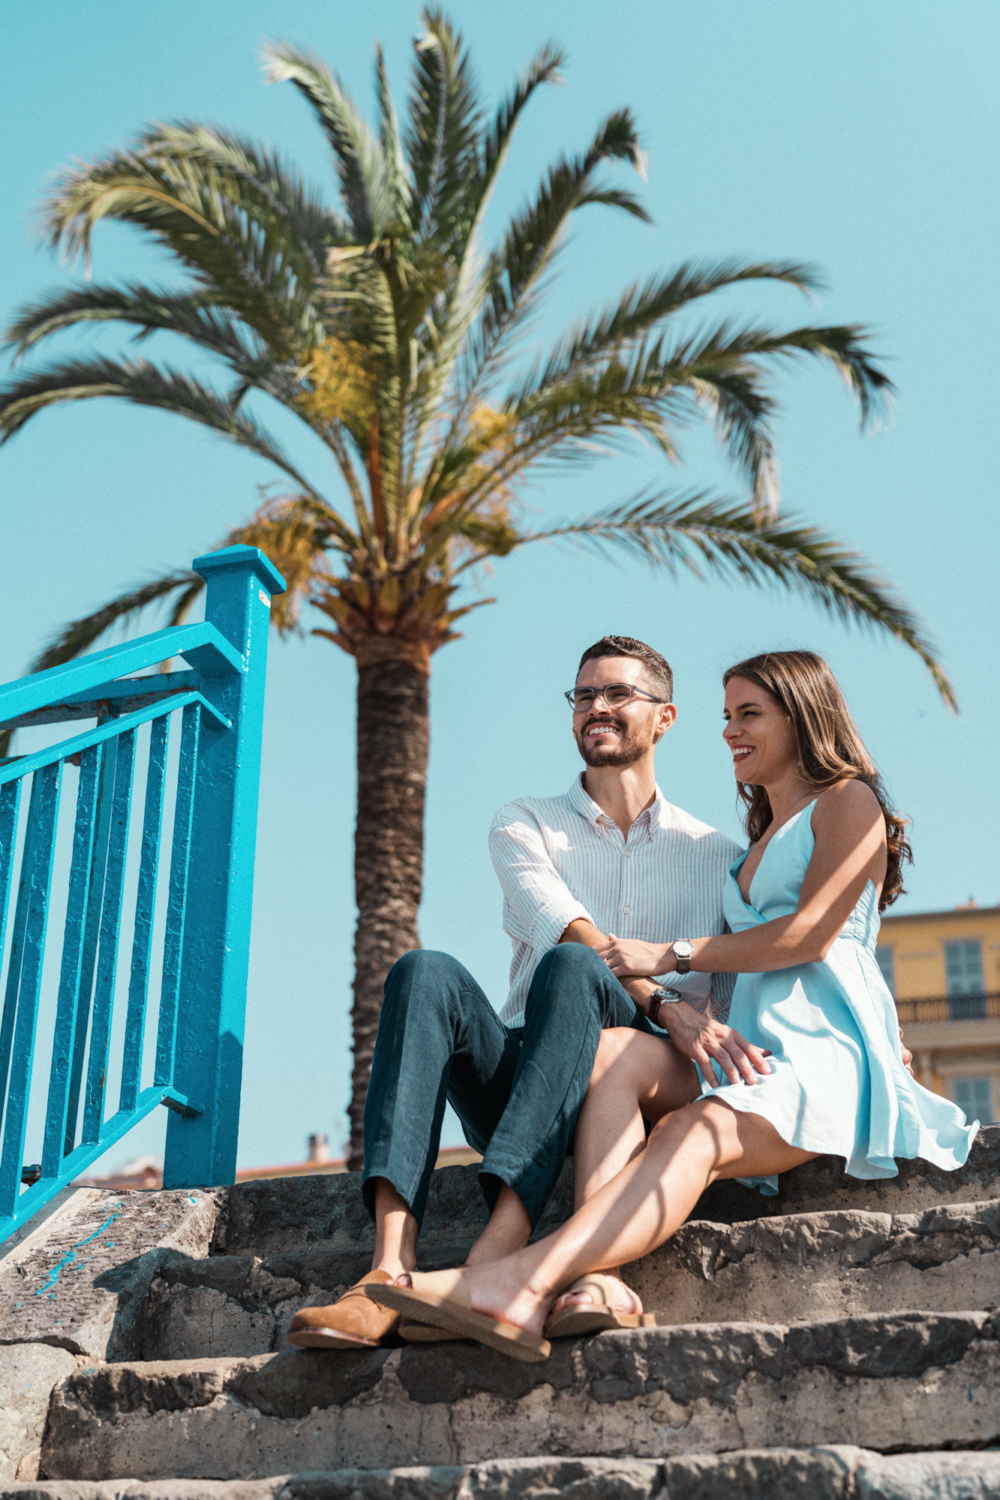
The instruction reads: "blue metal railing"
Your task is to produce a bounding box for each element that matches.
[0,546,285,1242]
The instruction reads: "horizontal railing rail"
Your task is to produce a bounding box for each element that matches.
[895,992,1000,1024]
[0,547,284,1244]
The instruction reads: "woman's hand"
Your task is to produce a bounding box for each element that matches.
[665,1001,772,1087]
[598,934,673,978]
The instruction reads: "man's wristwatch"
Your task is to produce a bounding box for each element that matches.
[648,987,682,1029]
[672,940,695,974]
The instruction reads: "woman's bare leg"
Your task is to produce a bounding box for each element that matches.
[559,1028,701,1316]
[452,1098,816,1338]
[573,1029,701,1204]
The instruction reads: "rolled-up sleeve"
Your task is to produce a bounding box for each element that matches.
[489,811,593,958]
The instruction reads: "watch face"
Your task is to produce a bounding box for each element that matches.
[674,941,694,958]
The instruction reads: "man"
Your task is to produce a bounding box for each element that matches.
[288,635,750,1350]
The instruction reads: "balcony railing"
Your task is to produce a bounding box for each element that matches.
[895,992,1000,1024]
[0,546,284,1244]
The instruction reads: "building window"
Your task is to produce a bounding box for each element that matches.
[875,946,895,995]
[945,939,986,1018]
[952,1075,994,1124]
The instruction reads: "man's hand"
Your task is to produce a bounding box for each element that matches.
[664,1000,772,1087]
[598,934,672,978]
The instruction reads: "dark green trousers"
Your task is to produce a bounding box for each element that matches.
[361,943,658,1228]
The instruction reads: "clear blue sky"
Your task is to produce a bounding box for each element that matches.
[2,1,998,1170]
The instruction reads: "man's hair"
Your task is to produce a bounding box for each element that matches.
[577,636,673,702]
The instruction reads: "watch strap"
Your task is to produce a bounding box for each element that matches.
[649,987,682,1029]
[673,940,694,975]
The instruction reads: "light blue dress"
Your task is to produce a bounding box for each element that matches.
[702,800,978,1194]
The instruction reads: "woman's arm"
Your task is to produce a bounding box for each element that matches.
[601,781,887,978]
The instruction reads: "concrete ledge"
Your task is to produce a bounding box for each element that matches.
[212,1127,1000,1257]
[7,1447,1000,1499]
[40,1312,1000,1479]
[0,1189,218,1361]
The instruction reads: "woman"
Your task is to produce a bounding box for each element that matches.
[367,651,978,1361]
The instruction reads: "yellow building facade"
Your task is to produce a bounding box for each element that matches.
[877,902,1000,1124]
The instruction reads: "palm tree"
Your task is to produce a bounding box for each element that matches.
[0,12,952,1165]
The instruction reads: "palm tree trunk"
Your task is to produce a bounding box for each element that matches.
[347,638,430,1168]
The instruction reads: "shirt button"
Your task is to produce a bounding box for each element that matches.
[624,850,632,858]
[623,906,631,915]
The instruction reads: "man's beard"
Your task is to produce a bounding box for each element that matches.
[575,718,648,768]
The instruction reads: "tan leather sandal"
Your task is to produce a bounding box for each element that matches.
[366,1269,550,1362]
[399,1319,460,1343]
[287,1269,402,1349]
[542,1273,655,1339]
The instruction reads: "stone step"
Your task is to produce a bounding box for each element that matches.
[627,1195,1000,1327]
[40,1311,1000,1481]
[7,1447,1000,1500]
[139,1197,1000,1362]
[213,1126,1000,1258]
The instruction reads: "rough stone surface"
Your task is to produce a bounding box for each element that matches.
[136,1197,1000,1363]
[8,1131,1000,1492]
[141,1239,482,1361]
[40,1313,1000,1480]
[0,1344,77,1482]
[775,1126,1000,1218]
[624,1198,1000,1325]
[213,1129,1000,1260]
[855,1449,1000,1499]
[7,1448,1000,1499]
[211,1163,579,1260]
[0,1188,218,1361]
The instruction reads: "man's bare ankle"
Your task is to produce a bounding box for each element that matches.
[370,1255,415,1278]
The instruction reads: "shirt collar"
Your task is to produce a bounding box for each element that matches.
[568,773,664,840]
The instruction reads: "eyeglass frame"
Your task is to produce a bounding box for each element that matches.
[564,683,666,712]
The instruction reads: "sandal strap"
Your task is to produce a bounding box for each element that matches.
[562,1273,622,1310]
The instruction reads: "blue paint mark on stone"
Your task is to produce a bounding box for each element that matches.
[969,1386,974,1402]
[187,1194,197,1205]
[33,1208,122,1297]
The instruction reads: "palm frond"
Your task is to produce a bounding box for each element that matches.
[5,282,270,373]
[263,42,405,242]
[406,8,481,238]
[458,108,650,408]
[523,491,955,708]
[29,570,203,675]
[149,122,344,270]
[531,260,822,387]
[732,322,896,429]
[374,41,409,206]
[0,355,334,507]
[478,40,564,190]
[511,316,894,516]
[40,128,334,357]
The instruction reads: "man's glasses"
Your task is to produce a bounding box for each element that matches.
[564,684,665,712]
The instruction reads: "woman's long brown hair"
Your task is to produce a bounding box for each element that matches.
[723,650,911,910]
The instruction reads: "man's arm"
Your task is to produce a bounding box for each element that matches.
[559,918,661,1013]
[489,815,595,958]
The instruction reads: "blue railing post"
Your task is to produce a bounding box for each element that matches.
[162,546,285,1189]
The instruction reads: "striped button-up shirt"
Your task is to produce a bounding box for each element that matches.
[489,774,742,1027]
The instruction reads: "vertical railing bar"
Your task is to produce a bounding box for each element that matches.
[0,781,24,1126]
[63,733,116,1154]
[155,703,199,1086]
[40,745,102,1178]
[119,716,169,1113]
[81,730,135,1144]
[0,764,62,1218]
[0,781,22,976]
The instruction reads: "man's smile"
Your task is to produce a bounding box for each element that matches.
[584,718,624,740]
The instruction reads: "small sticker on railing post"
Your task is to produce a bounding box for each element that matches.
[259,591,271,609]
